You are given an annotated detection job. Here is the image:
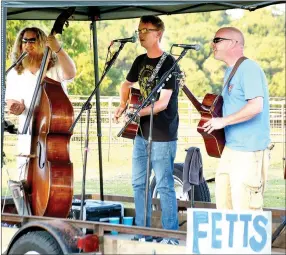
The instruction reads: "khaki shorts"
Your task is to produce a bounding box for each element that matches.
[215,146,270,210]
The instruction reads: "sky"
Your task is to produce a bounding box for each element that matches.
[226,3,285,19]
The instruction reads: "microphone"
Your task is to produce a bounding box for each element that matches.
[172,44,201,51]
[6,51,28,75]
[112,35,137,44]
[14,51,28,65]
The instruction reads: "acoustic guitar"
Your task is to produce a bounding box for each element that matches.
[179,76,225,158]
[120,87,142,139]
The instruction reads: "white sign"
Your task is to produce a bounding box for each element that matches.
[186,209,272,254]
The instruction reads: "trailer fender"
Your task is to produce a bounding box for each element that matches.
[6,220,83,254]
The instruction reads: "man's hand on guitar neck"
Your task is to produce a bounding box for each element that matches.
[203,117,226,134]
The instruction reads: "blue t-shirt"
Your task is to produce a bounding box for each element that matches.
[222,59,270,151]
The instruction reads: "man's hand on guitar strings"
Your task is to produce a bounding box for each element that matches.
[113,106,126,124]
[203,117,226,134]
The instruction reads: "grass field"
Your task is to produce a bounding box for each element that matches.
[2,141,285,208]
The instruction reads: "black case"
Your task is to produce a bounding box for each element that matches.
[70,199,123,222]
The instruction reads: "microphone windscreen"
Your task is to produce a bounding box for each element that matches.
[132,34,138,43]
[194,44,201,51]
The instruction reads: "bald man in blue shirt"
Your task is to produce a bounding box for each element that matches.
[204,27,271,210]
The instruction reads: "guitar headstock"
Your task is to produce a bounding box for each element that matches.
[51,7,76,35]
[177,71,186,88]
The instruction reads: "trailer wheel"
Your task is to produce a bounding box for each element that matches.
[150,163,211,210]
[8,230,63,255]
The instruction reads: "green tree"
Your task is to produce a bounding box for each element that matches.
[6,5,285,97]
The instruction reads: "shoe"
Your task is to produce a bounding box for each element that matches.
[159,238,179,245]
[131,235,153,242]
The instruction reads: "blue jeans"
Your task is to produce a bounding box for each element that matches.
[132,135,178,231]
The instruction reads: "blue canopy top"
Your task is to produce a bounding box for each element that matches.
[3,0,283,21]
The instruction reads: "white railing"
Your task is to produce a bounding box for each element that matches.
[3,97,285,148]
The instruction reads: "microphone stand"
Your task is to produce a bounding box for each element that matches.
[79,102,91,220]
[4,53,25,165]
[69,42,127,220]
[4,55,24,136]
[6,64,17,75]
[5,52,31,215]
[117,48,189,229]
[6,52,28,75]
[69,42,126,132]
[5,52,28,134]
[143,90,156,228]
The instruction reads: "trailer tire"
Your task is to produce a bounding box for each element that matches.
[150,163,211,210]
[8,230,63,255]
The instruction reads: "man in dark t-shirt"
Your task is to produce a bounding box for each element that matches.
[126,53,179,141]
[114,15,179,245]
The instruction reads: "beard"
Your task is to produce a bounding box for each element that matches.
[22,51,44,69]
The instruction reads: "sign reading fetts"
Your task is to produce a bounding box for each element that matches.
[187,209,272,254]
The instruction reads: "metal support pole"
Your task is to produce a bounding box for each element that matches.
[91,20,104,201]
[1,5,7,168]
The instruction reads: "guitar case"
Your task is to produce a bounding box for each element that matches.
[69,199,124,222]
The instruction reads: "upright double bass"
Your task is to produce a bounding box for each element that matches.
[23,8,75,217]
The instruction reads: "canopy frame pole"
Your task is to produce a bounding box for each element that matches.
[1,5,7,168]
[90,10,104,202]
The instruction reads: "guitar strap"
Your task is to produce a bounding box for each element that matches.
[210,56,248,111]
[137,52,168,137]
[222,56,248,93]
[145,52,168,88]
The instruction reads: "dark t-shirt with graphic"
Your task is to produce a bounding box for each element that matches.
[126,53,179,141]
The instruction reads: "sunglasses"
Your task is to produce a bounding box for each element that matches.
[135,28,159,34]
[212,37,236,44]
[22,38,37,44]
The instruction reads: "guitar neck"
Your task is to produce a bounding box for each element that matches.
[182,85,202,112]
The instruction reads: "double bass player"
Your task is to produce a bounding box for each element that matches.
[5,27,76,180]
